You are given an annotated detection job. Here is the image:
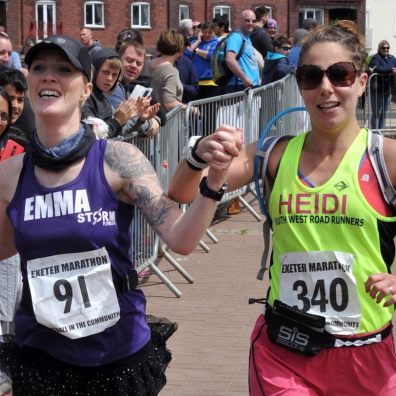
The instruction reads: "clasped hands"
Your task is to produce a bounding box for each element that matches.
[195,125,243,173]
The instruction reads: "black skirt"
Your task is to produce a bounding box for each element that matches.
[0,315,177,396]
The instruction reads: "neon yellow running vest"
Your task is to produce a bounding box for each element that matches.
[268,129,396,335]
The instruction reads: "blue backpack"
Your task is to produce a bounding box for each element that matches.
[211,33,246,86]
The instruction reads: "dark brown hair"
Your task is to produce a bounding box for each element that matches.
[298,21,366,71]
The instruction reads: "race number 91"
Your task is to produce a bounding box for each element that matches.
[53,275,92,314]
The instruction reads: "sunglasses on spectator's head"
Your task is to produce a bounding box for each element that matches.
[296,61,358,90]
[381,46,390,50]
[118,31,133,42]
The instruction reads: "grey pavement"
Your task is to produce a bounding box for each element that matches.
[142,193,265,396]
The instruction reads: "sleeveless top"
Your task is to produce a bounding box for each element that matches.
[268,129,396,336]
[6,139,151,366]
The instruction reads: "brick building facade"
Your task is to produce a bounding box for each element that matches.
[2,0,365,55]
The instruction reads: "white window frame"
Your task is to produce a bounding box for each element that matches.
[36,0,57,40]
[84,1,104,28]
[179,5,190,21]
[131,2,151,29]
[299,8,324,26]
[213,6,231,29]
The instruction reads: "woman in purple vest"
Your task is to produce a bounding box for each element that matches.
[0,35,235,395]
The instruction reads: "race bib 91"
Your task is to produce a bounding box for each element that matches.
[27,247,120,339]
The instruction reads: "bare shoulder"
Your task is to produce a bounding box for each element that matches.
[382,136,396,187]
[0,154,24,202]
[104,139,155,180]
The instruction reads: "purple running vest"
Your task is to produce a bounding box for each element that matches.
[6,139,151,366]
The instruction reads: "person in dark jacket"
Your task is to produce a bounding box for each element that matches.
[175,36,199,103]
[82,47,157,138]
[0,67,33,146]
[250,6,273,60]
[109,40,166,134]
[368,40,396,129]
[263,36,295,84]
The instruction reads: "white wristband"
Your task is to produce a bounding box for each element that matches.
[182,136,208,170]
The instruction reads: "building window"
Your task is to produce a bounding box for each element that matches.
[213,6,231,28]
[179,5,190,21]
[299,8,324,27]
[84,1,104,27]
[132,3,150,28]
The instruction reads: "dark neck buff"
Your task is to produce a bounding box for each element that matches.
[28,123,96,172]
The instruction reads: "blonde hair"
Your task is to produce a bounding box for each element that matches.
[377,40,390,53]
[118,40,146,59]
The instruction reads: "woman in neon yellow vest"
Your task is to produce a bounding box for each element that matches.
[169,21,396,395]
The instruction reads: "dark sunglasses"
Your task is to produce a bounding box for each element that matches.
[118,31,133,42]
[381,46,390,50]
[281,46,291,51]
[296,61,358,90]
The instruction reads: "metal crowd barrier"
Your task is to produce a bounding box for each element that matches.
[365,73,396,136]
[184,90,261,221]
[119,74,310,297]
[120,108,193,297]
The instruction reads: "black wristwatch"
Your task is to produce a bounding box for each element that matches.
[199,176,228,201]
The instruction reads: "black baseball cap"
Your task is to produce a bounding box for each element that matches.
[25,35,92,81]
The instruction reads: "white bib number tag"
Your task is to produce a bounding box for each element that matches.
[27,247,120,339]
[279,251,361,335]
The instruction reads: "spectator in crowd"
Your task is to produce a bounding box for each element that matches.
[251,6,273,60]
[115,28,143,53]
[0,88,13,149]
[189,22,219,99]
[20,37,36,60]
[288,28,309,67]
[266,18,278,42]
[369,40,396,129]
[175,35,199,103]
[178,19,195,45]
[224,9,260,93]
[0,34,230,395]
[80,27,101,56]
[0,68,33,145]
[109,40,166,135]
[302,17,319,31]
[222,9,260,213]
[212,15,229,41]
[0,33,12,70]
[263,35,295,84]
[0,88,23,396]
[191,22,202,45]
[82,47,159,138]
[0,28,25,75]
[169,21,396,396]
[146,30,185,112]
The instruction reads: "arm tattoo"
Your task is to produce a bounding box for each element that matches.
[104,141,155,179]
[134,185,173,227]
